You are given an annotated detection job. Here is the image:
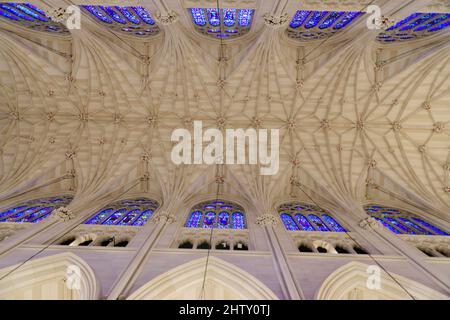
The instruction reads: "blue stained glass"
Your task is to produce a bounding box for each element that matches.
[374,217,401,234]
[100,6,126,24]
[411,218,449,236]
[319,12,344,29]
[290,10,311,28]
[428,20,450,32]
[24,3,46,16]
[384,217,415,234]
[281,213,300,231]
[232,212,246,229]
[238,9,253,27]
[294,214,315,231]
[334,12,363,30]
[203,211,216,228]
[132,209,154,226]
[322,214,346,232]
[387,13,421,31]
[305,11,328,29]
[2,206,39,221]
[83,5,113,24]
[0,206,26,219]
[186,210,203,227]
[0,8,20,20]
[191,8,206,26]
[8,3,48,22]
[85,208,114,224]
[118,209,141,225]
[133,7,155,25]
[223,9,236,27]
[116,6,140,24]
[218,212,229,228]
[400,13,438,31]
[19,207,53,222]
[308,214,330,231]
[414,14,448,31]
[207,8,220,27]
[398,217,432,235]
[0,4,34,21]
[102,208,127,225]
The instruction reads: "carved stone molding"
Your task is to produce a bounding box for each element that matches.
[359,217,382,230]
[153,211,176,224]
[263,13,290,29]
[155,10,179,25]
[256,214,279,227]
[52,206,75,222]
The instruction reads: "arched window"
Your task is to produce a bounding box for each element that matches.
[188,8,254,39]
[364,204,448,236]
[287,10,363,41]
[185,200,246,229]
[0,195,73,223]
[85,198,159,227]
[278,202,346,232]
[82,5,159,37]
[0,3,70,35]
[377,12,450,43]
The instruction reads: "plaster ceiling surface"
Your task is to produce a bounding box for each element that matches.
[0,0,449,221]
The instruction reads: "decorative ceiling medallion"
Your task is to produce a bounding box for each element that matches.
[82,5,160,37]
[189,8,254,39]
[287,10,363,41]
[377,12,450,43]
[0,2,69,35]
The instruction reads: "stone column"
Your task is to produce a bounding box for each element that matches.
[256,213,304,299]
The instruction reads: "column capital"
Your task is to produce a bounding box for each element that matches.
[263,13,290,29]
[152,210,176,224]
[51,206,75,222]
[155,10,179,25]
[256,213,279,227]
[359,217,383,231]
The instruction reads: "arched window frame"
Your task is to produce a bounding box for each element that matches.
[278,202,346,232]
[0,195,73,223]
[364,204,449,236]
[84,197,159,227]
[185,200,247,230]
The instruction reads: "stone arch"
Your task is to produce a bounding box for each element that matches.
[127,256,278,300]
[316,261,448,300]
[0,252,100,300]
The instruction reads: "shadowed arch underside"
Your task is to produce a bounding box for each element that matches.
[127,256,279,300]
[316,261,449,300]
[0,252,100,300]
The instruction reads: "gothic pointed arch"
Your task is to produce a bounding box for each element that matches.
[0,252,100,300]
[316,261,448,300]
[127,256,278,300]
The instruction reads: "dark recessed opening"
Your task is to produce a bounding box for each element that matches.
[197,241,211,249]
[215,242,230,250]
[60,237,75,245]
[353,246,368,254]
[298,244,313,252]
[335,246,350,254]
[436,249,450,257]
[78,239,93,246]
[419,247,435,257]
[178,241,194,249]
[115,241,128,247]
[100,238,114,246]
[316,246,327,253]
[234,242,248,251]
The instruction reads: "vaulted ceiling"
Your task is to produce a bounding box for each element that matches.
[0,0,449,222]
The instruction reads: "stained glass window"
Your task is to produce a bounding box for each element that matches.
[377,12,450,43]
[278,202,346,232]
[82,5,159,37]
[188,8,254,39]
[364,204,449,236]
[84,198,159,226]
[287,10,363,41]
[0,195,73,223]
[0,2,69,35]
[185,200,246,229]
